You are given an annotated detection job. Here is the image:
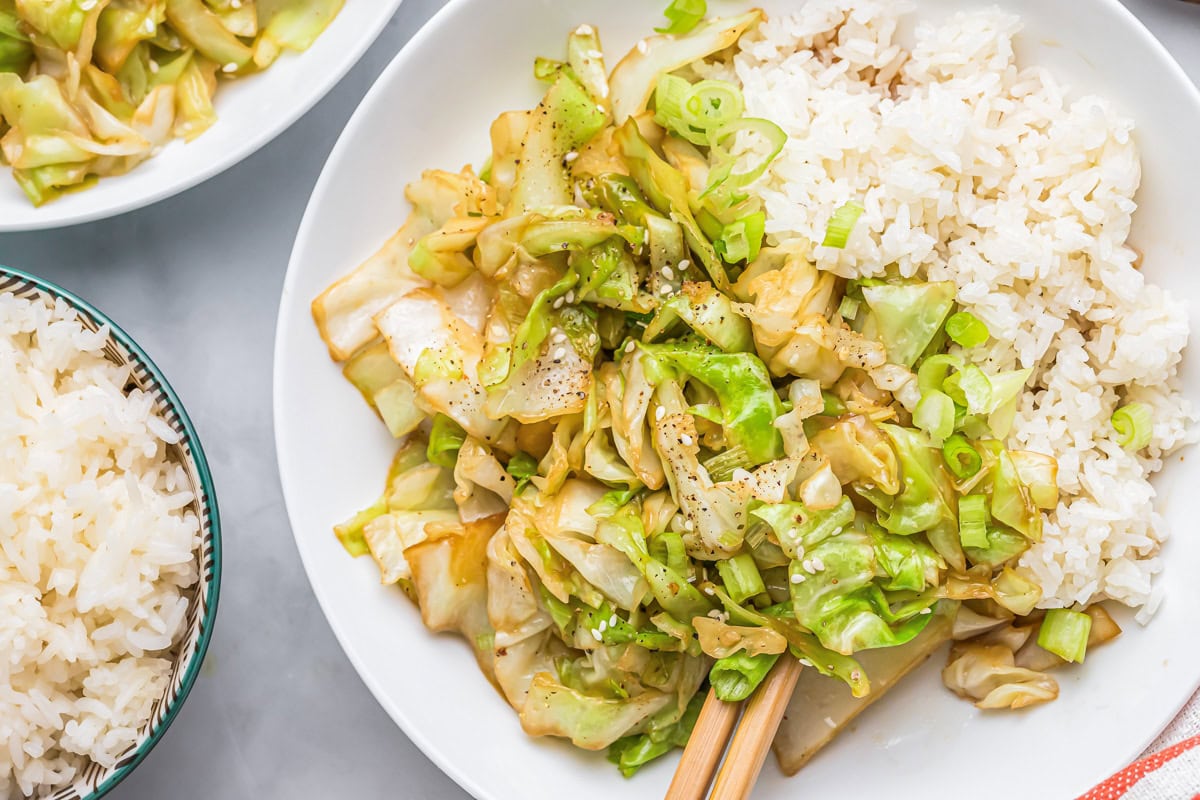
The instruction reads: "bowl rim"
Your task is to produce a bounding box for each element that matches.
[0,264,223,800]
[0,1,406,234]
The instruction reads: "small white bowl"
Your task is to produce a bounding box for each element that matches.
[0,1,404,233]
[275,1,1200,798]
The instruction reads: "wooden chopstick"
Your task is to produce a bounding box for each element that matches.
[709,657,802,799]
[666,657,803,800]
[666,688,743,800]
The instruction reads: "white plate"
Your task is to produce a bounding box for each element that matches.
[274,1,1200,797]
[0,1,403,232]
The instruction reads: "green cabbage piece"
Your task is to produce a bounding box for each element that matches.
[861,282,956,367]
[641,340,784,465]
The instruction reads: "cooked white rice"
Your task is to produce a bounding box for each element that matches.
[0,294,201,799]
[725,1,1195,619]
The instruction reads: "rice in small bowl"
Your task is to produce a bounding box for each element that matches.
[0,267,220,800]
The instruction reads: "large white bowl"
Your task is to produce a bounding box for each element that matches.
[274,1,1200,798]
[0,1,404,232]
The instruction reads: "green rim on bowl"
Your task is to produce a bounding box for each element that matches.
[0,265,222,800]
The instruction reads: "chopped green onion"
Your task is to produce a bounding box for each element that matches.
[703,118,787,197]
[683,80,745,131]
[958,494,990,549]
[427,414,467,469]
[917,353,963,395]
[821,201,864,249]
[1111,402,1153,450]
[656,76,746,147]
[713,210,765,263]
[914,389,955,441]
[1037,608,1092,663]
[942,434,982,479]
[838,295,861,321]
[945,311,990,348]
[710,651,780,702]
[942,364,991,413]
[656,0,707,34]
[653,73,691,131]
[716,553,767,605]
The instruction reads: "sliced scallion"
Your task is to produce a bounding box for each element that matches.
[958,494,990,549]
[683,80,745,132]
[703,118,787,197]
[821,200,864,249]
[1111,402,1153,450]
[945,311,990,348]
[1037,608,1092,663]
[716,553,767,605]
[942,434,982,479]
[713,210,765,263]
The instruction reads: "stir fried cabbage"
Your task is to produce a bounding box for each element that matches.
[313,11,1106,779]
[0,0,343,205]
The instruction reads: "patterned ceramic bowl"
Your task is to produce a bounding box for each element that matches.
[0,266,221,800]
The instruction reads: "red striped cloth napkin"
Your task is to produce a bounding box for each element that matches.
[1080,690,1200,799]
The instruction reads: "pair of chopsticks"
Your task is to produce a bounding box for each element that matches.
[666,658,802,800]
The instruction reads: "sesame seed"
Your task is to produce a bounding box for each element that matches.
[659,284,673,295]
[552,331,567,344]
[661,266,675,280]
[919,607,932,615]
[552,297,565,309]
[222,62,238,73]
[565,290,576,304]
[802,559,814,574]
[824,717,836,729]
[553,347,566,360]
[564,151,579,163]
[598,620,608,632]
[680,434,694,446]
[707,609,723,620]
[811,556,825,571]
[703,586,715,596]
[609,614,619,627]
[625,341,636,353]
[655,406,666,421]
[678,259,690,270]
[590,629,602,642]
[799,658,814,667]
[684,519,694,531]
[790,573,806,584]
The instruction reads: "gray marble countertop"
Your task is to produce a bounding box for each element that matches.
[2,1,1198,798]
